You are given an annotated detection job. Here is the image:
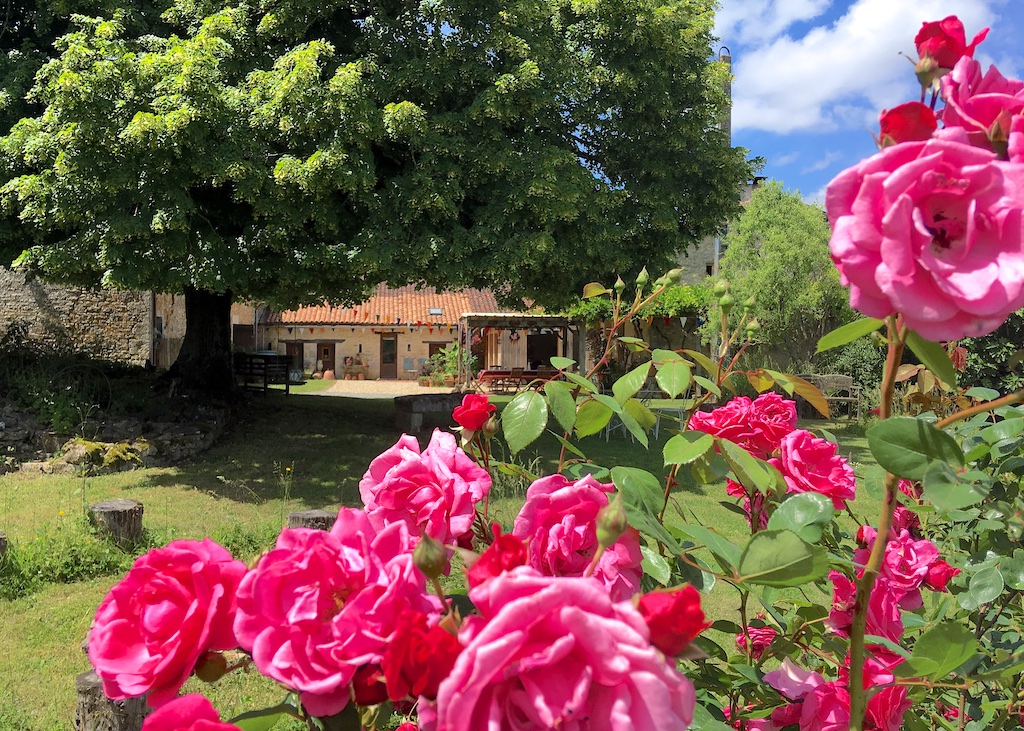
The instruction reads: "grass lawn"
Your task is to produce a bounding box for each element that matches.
[0,391,879,730]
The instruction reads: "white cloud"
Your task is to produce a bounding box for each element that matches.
[723,0,997,134]
[772,151,800,165]
[800,150,843,173]
[715,0,832,46]
[802,185,828,205]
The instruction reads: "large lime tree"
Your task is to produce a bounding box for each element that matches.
[1,0,753,389]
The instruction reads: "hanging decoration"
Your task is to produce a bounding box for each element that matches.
[509,330,521,343]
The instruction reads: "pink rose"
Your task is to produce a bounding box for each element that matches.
[89,539,247,708]
[736,624,777,661]
[842,656,913,731]
[233,508,440,717]
[763,658,825,701]
[924,559,961,591]
[771,429,855,509]
[827,572,903,643]
[419,568,695,731]
[689,393,796,458]
[452,393,496,431]
[826,132,1024,340]
[915,16,988,70]
[941,58,1024,151]
[879,102,937,145]
[890,505,920,535]
[141,695,240,731]
[799,682,849,731]
[854,529,940,609]
[360,430,490,548]
[513,473,642,601]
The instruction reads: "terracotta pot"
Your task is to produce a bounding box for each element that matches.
[323,369,336,381]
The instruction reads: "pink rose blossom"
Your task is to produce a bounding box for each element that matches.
[360,430,490,548]
[826,131,1024,340]
[736,625,777,661]
[689,393,796,458]
[513,474,642,601]
[799,682,850,731]
[763,658,825,701]
[827,572,904,643]
[233,508,440,717]
[89,539,247,708]
[419,568,695,731]
[941,58,1024,151]
[742,491,770,532]
[854,529,940,610]
[771,430,856,509]
[141,695,240,731]
[890,505,921,535]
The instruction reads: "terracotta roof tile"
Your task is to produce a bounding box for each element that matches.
[264,285,520,326]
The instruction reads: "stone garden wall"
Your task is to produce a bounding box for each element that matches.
[0,267,151,365]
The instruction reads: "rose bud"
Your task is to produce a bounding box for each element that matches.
[924,559,961,591]
[637,585,711,656]
[596,493,628,549]
[879,102,937,146]
[413,534,448,580]
[193,651,229,683]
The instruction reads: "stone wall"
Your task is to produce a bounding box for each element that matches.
[0,268,151,365]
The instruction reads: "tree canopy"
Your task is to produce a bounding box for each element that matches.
[0,0,753,387]
[711,180,854,368]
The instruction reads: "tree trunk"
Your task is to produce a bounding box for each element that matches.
[168,287,234,393]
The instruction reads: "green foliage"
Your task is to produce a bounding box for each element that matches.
[708,180,856,367]
[425,343,474,381]
[0,0,753,314]
[815,336,885,391]
[565,284,710,324]
[961,310,1024,394]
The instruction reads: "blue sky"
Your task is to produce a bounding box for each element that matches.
[714,0,1024,204]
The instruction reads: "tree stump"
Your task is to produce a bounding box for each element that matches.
[287,509,336,531]
[88,500,144,547]
[74,670,148,731]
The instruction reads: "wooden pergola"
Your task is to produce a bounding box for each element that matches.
[456,313,586,388]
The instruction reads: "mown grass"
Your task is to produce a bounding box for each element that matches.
[0,390,878,730]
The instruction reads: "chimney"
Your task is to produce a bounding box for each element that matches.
[718,46,732,144]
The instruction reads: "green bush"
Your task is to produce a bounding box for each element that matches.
[961,310,1024,395]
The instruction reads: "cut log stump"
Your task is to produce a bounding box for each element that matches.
[287,509,336,531]
[88,499,144,547]
[74,670,148,731]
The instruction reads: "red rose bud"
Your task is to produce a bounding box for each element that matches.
[879,102,937,146]
[382,610,463,701]
[637,586,711,656]
[596,493,628,549]
[466,524,528,589]
[452,393,496,432]
[915,16,989,70]
[193,651,229,683]
[924,559,960,591]
[396,724,420,731]
[413,534,447,580]
[351,663,388,706]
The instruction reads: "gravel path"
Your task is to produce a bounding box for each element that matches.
[320,379,459,399]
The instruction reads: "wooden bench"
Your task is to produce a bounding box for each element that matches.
[801,374,861,419]
[234,352,291,395]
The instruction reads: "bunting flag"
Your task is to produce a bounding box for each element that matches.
[309,328,314,334]
[286,327,293,334]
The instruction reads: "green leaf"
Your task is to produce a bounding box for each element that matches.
[770,371,829,418]
[959,566,1004,610]
[766,493,835,543]
[693,375,722,397]
[550,356,576,370]
[683,349,721,378]
[562,372,597,393]
[718,438,780,494]
[652,350,693,398]
[736,530,830,587]
[1000,555,1024,590]
[611,466,664,515]
[815,317,885,353]
[641,546,672,585]
[550,431,587,461]
[230,698,301,731]
[623,398,658,431]
[905,329,958,388]
[923,462,991,512]
[543,380,577,433]
[866,417,965,480]
[593,393,624,414]
[664,432,715,466]
[615,405,649,448]
[980,418,1024,444]
[583,282,610,299]
[899,622,978,679]
[502,390,548,454]
[674,524,742,568]
[964,386,1001,400]
[689,703,732,731]
[626,504,681,554]
[613,361,653,405]
[574,399,613,438]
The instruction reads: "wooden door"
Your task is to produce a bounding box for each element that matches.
[380,334,398,379]
[317,342,335,373]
